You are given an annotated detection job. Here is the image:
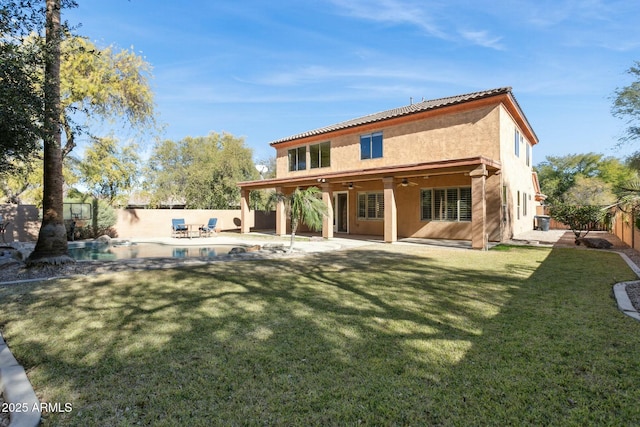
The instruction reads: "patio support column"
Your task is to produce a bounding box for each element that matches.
[275,186,287,236]
[321,183,333,239]
[470,164,488,250]
[240,188,251,234]
[383,177,397,243]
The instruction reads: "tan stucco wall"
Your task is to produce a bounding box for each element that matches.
[264,99,536,242]
[498,105,538,238]
[0,205,260,242]
[115,209,253,239]
[0,204,40,243]
[320,172,502,240]
[275,104,502,178]
[394,174,472,239]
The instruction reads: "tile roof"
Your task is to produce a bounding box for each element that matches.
[270,87,514,145]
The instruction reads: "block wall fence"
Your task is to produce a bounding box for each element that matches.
[3,203,637,250]
[0,205,275,242]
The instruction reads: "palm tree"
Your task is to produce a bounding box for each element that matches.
[27,0,73,265]
[269,186,328,253]
[616,178,640,230]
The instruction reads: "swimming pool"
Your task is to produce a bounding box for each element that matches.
[68,241,244,261]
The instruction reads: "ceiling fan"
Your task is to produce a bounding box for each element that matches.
[342,182,362,190]
[398,178,418,187]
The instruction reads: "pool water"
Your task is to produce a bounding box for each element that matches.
[68,242,242,261]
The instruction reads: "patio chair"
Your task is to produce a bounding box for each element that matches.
[171,218,188,238]
[199,218,218,237]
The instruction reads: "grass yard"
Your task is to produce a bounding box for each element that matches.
[1,244,639,426]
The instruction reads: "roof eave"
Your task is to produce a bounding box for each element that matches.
[239,156,501,190]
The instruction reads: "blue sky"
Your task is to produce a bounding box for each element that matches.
[65,0,640,166]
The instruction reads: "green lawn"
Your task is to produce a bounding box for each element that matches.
[1,245,639,426]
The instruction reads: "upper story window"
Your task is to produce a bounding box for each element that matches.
[514,129,521,157]
[310,141,330,169]
[360,132,383,160]
[288,146,306,171]
[526,143,531,167]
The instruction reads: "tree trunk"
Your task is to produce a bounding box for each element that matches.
[61,116,75,158]
[92,198,99,236]
[27,0,72,266]
[288,217,298,253]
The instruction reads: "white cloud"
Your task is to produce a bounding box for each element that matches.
[458,30,505,50]
[326,0,509,50]
[327,0,447,38]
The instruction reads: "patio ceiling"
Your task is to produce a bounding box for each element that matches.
[238,156,501,191]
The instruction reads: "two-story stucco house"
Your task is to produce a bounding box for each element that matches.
[238,87,542,249]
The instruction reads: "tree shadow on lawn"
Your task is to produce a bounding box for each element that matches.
[427,247,640,425]
[1,245,639,425]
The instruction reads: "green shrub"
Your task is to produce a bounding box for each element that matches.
[548,204,606,243]
[65,199,118,239]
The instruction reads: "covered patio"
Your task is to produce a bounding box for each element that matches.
[239,156,501,250]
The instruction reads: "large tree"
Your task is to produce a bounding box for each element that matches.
[0,1,80,175]
[0,43,42,173]
[27,0,73,265]
[536,153,635,204]
[562,175,616,206]
[59,36,156,157]
[5,32,156,161]
[145,132,259,208]
[2,34,154,205]
[0,2,44,174]
[0,157,42,204]
[143,138,185,207]
[612,61,640,145]
[73,136,140,205]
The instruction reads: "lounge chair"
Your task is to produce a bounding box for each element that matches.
[171,218,188,238]
[199,218,218,237]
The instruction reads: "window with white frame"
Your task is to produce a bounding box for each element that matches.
[360,132,383,160]
[421,187,472,222]
[526,143,531,166]
[310,141,330,169]
[357,192,384,220]
[288,146,306,171]
[514,129,520,157]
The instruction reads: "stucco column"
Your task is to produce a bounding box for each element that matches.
[383,177,397,243]
[275,186,287,236]
[240,189,251,234]
[322,183,334,239]
[470,165,488,250]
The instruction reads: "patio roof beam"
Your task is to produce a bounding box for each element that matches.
[238,156,501,191]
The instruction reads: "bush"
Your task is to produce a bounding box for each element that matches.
[66,199,119,240]
[548,204,607,243]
